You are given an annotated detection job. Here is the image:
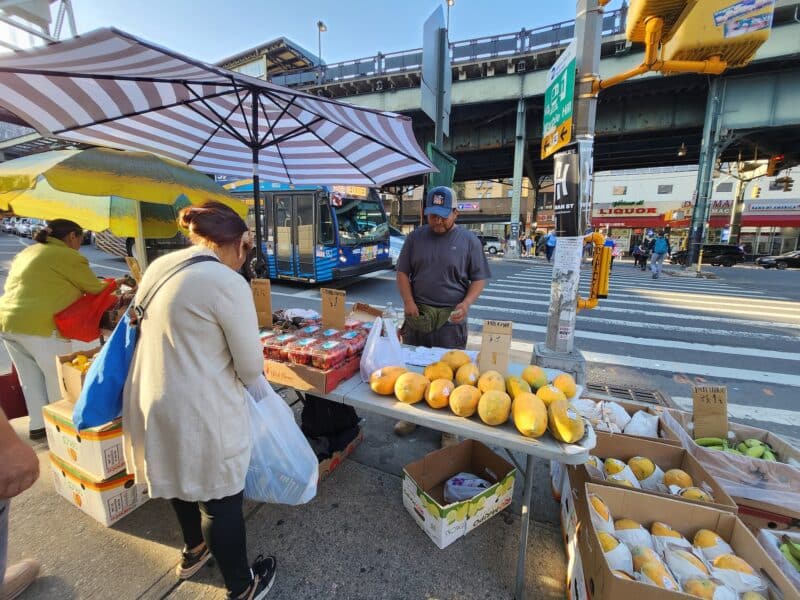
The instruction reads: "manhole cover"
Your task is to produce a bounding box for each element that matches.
[584,382,677,408]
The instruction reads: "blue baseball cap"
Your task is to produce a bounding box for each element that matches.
[424,186,456,218]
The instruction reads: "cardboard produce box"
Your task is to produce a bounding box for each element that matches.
[56,347,101,403]
[49,453,148,527]
[658,407,800,520]
[583,432,737,513]
[757,529,800,596]
[264,354,360,394]
[579,483,796,599]
[42,400,125,480]
[574,398,680,446]
[402,440,516,549]
[562,466,593,599]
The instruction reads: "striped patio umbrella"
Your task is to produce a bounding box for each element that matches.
[0,28,435,272]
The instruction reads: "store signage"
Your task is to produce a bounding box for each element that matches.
[541,39,576,159]
[597,207,658,216]
[746,201,800,212]
[612,200,644,207]
[457,202,479,211]
[553,149,580,236]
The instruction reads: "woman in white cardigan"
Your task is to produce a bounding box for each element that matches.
[122,202,275,600]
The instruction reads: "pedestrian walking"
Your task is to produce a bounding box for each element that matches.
[0,219,126,440]
[394,186,491,447]
[650,231,671,279]
[0,407,41,599]
[122,202,276,600]
[524,236,533,258]
[545,231,557,262]
[603,237,616,271]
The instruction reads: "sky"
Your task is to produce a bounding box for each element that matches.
[71,0,627,66]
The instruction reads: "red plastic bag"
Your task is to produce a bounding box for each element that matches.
[54,279,117,342]
[0,365,27,419]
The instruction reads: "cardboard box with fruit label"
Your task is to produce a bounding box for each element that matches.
[49,452,148,527]
[56,347,101,404]
[402,440,516,549]
[42,399,125,480]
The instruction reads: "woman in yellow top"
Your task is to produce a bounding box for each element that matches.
[0,219,122,440]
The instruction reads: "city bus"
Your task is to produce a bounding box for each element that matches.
[225,180,392,283]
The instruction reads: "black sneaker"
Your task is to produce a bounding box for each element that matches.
[233,555,276,600]
[175,543,212,579]
[28,428,46,441]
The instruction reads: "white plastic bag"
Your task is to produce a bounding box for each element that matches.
[623,410,659,438]
[359,316,405,382]
[244,379,318,505]
[444,472,490,503]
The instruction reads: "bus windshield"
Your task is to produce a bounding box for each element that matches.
[335,198,387,245]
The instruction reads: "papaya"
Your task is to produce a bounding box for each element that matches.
[511,392,547,438]
[548,400,585,444]
[394,372,429,404]
[536,384,567,407]
[477,390,512,426]
[423,361,454,382]
[425,378,454,409]
[455,362,480,386]
[551,373,577,398]
[520,365,548,390]
[477,370,505,393]
[369,366,408,395]
[449,384,481,417]
[440,350,471,372]
[505,376,531,400]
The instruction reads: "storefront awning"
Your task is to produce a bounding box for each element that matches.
[741,214,800,227]
[592,216,666,228]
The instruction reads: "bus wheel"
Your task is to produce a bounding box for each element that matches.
[244,248,267,280]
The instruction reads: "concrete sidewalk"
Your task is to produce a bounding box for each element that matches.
[6,395,566,600]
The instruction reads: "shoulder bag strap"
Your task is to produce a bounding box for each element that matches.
[130,255,219,324]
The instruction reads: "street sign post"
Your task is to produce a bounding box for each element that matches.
[541,39,577,159]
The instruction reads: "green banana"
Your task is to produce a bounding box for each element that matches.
[762,450,777,462]
[780,543,800,571]
[746,445,766,458]
[737,442,749,453]
[744,438,765,448]
[708,445,725,451]
[724,448,743,455]
[783,535,800,562]
[695,437,727,447]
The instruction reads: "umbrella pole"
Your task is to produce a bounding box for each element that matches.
[134,200,148,271]
[252,150,266,277]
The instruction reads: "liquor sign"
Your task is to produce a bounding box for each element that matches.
[541,39,576,159]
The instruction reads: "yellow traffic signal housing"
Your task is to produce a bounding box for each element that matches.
[627,0,694,43]
[752,185,761,198]
[662,0,774,68]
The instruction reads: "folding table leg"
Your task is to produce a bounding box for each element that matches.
[514,454,536,600]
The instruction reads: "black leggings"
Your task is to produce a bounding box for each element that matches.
[171,491,251,596]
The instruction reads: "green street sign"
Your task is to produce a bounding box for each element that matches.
[541,39,577,159]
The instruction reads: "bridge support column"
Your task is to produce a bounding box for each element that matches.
[505,97,527,260]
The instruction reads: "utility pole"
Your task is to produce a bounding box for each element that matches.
[506,98,527,259]
[534,0,602,385]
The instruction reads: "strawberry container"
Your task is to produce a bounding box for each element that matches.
[311,340,348,370]
[264,334,297,362]
[344,318,363,330]
[286,337,321,365]
[338,330,367,356]
[295,324,322,338]
[317,328,342,340]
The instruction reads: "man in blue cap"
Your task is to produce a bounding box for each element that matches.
[394,186,491,444]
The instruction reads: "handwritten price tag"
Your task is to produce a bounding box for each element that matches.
[321,288,346,329]
[250,279,272,328]
[479,320,512,373]
[693,385,728,440]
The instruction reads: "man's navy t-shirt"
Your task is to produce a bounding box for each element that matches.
[396,225,491,307]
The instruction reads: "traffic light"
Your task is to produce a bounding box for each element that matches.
[767,155,784,177]
[752,185,761,198]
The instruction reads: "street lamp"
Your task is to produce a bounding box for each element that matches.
[317,20,327,80]
[446,0,454,33]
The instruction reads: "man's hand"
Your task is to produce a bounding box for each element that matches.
[404,301,420,317]
[0,437,39,499]
[449,301,469,324]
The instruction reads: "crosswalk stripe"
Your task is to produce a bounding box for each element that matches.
[466,335,800,386]
[465,317,799,361]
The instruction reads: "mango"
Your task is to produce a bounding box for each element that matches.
[598,532,620,552]
[604,458,627,476]
[477,390,512,426]
[505,376,531,400]
[638,560,678,590]
[712,553,755,575]
[394,372,429,404]
[679,486,713,503]
[520,365,548,390]
[694,529,727,549]
[651,521,683,538]
[631,546,661,571]
[589,494,611,522]
[449,384,481,417]
[741,593,767,600]
[667,548,709,575]
[552,372,577,398]
[425,378,454,410]
[423,361,454,382]
[615,519,644,531]
[548,400,585,444]
[455,362,480,386]
[627,456,656,481]
[663,468,693,489]
[536,384,567,407]
[682,577,720,599]
[511,392,547,438]
[369,366,408,395]
[440,349,471,371]
[607,475,635,488]
[477,370,505,393]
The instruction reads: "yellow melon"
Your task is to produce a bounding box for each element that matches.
[536,384,567,407]
[548,400,585,444]
[425,378,454,409]
[477,370,505,393]
[520,365,548,390]
[511,392,547,438]
[455,362,480,386]
[440,350,471,372]
[505,376,531,400]
[552,373,577,398]
[423,361,454,382]
[712,554,755,575]
[449,384,481,417]
[477,390,512,426]
[394,372,429,404]
[369,366,408,395]
[663,468,693,489]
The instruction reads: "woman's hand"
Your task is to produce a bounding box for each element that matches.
[0,436,39,499]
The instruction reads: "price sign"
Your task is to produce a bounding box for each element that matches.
[692,385,728,440]
[478,320,513,374]
[321,288,346,329]
[250,279,272,328]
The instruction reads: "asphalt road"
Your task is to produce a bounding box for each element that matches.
[2,232,798,446]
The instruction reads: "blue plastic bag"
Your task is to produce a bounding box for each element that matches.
[73,311,138,430]
[244,379,318,505]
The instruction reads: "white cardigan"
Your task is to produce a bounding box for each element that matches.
[122,247,263,501]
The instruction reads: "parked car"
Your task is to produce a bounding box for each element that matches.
[755,250,800,270]
[13,218,32,237]
[27,219,47,239]
[388,225,405,266]
[2,217,18,233]
[476,234,503,254]
[669,244,745,267]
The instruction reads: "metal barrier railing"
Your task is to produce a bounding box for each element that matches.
[271,7,627,88]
